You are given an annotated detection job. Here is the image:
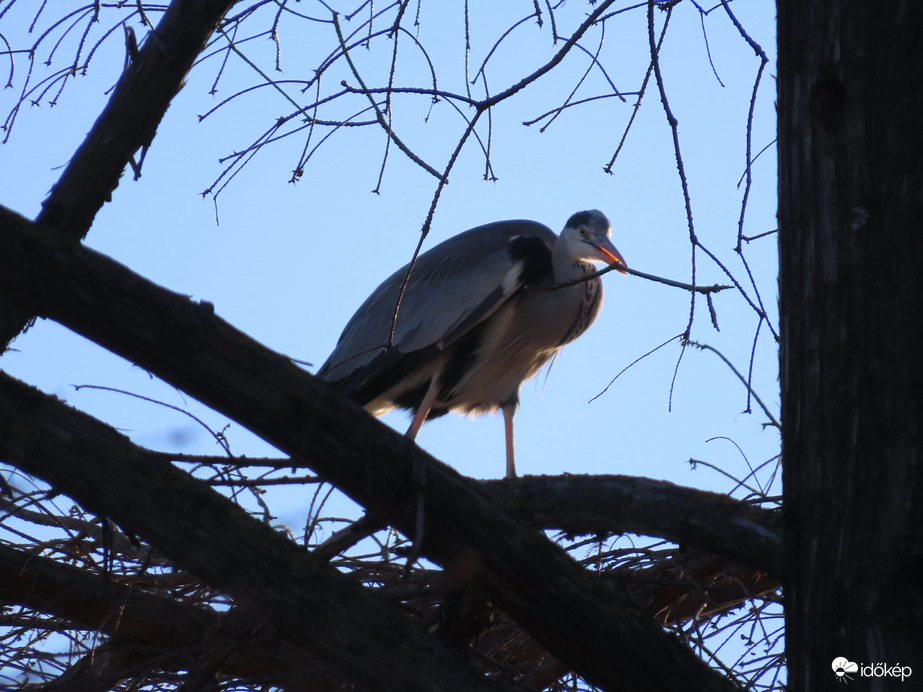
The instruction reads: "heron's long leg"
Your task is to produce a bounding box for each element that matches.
[503,404,517,478]
[406,378,439,439]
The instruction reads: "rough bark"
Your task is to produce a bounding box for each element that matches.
[0,544,334,691]
[778,1,923,688]
[482,475,781,574]
[0,422,778,689]
[0,203,741,692]
[0,374,509,692]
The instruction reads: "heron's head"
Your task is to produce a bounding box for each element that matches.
[561,209,627,273]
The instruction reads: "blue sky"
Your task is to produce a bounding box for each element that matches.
[1,1,779,522]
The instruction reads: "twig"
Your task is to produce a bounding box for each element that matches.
[314,513,387,561]
[687,457,765,498]
[215,25,304,113]
[603,13,665,173]
[687,341,781,430]
[590,333,683,403]
[740,228,777,243]
[333,12,440,180]
[533,262,731,295]
[479,0,621,109]
[73,384,233,456]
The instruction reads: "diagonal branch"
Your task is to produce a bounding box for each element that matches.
[333,12,441,181]
[0,373,511,692]
[480,0,620,108]
[481,475,781,575]
[0,0,239,350]
[0,202,741,692]
[37,0,239,236]
[0,544,338,690]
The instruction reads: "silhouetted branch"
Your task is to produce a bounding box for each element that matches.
[0,543,337,691]
[0,202,741,692]
[333,13,442,181]
[481,475,781,575]
[689,341,781,429]
[0,0,238,350]
[0,373,513,692]
[535,262,731,294]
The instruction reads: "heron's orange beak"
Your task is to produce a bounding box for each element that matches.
[593,239,628,275]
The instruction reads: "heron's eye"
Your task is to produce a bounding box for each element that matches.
[579,227,587,238]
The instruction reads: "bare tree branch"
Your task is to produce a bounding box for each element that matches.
[0,372,512,692]
[0,202,741,692]
[0,544,336,691]
[481,475,781,575]
[0,536,776,691]
[0,0,239,350]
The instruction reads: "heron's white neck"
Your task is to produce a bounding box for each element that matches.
[551,240,596,284]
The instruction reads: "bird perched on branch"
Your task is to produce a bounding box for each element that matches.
[318,209,626,478]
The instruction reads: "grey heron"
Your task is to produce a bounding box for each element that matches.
[318,209,626,477]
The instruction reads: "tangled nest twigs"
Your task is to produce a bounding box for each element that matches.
[1,482,781,691]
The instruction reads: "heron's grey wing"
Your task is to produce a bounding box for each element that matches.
[318,220,555,397]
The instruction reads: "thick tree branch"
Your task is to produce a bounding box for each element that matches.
[0,544,335,691]
[37,0,238,237]
[0,0,239,349]
[0,204,740,692]
[482,475,781,575]
[0,536,775,691]
[0,373,509,692]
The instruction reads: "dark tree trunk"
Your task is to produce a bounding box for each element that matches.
[778,2,923,689]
